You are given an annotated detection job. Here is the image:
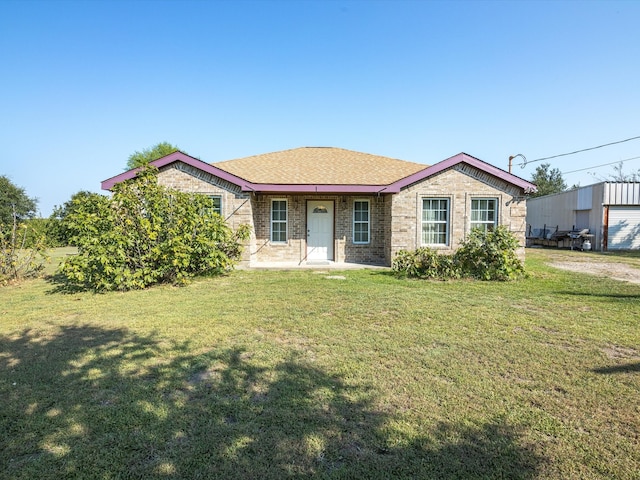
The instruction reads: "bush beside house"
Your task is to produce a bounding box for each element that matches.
[58,166,250,292]
[392,226,525,281]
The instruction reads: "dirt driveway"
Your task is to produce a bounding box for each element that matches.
[533,249,640,285]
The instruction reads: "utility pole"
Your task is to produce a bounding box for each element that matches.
[508,154,526,173]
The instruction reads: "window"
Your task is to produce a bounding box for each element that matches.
[471,198,498,232]
[422,198,449,245]
[200,195,222,218]
[271,199,288,243]
[208,195,222,216]
[353,200,370,244]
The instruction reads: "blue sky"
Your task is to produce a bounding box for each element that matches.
[1,0,639,216]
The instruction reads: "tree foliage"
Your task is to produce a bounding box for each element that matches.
[392,248,460,280]
[608,161,640,182]
[529,163,567,197]
[57,166,250,291]
[126,142,179,170]
[392,226,525,281]
[1,210,48,285]
[22,218,54,248]
[48,191,107,246]
[0,175,37,225]
[454,226,525,281]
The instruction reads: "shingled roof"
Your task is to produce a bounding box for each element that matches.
[213,147,427,185]
[101,148,536,194]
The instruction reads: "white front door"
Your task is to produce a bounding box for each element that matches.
[307,200,334,262]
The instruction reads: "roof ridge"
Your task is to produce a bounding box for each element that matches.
[210,147,427,185]
[213,146,425,167]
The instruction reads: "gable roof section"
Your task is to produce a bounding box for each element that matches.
[101,151,250,191]
[388,152,537,194]
[101,149,536,194]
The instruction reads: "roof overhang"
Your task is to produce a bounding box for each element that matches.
[102,150,537,195]
[241,184,391,194]
[388,152,537,194]
[101,151,397,194]
[101,151,252,191]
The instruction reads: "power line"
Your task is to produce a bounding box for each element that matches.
[515,134,640,167]
[561,155,640,175]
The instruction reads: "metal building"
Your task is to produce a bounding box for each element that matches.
[526,182,640,250]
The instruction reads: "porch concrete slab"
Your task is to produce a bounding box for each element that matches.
[243,261,388,270]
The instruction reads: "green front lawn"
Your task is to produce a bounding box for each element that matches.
[1,249,638,479]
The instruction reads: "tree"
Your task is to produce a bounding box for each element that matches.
[608,161,640,182]
[48,191,107,246]
[126,142,180,170]
[57,166,250,291]
[529,163,567,197]
[1,210,48,285]
[0,176,37,225]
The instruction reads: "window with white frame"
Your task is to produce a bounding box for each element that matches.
[353,200,370,244]
[470,198,498,232]
[422,198,450,245]
[271,199,288,243]
[208,195,222,216]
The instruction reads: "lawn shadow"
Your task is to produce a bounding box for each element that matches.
[557,290,640,300]
[592,362,640,374]
[1,325,543,479]
[44,272,95,294]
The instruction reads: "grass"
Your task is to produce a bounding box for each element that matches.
[1,248,639,479]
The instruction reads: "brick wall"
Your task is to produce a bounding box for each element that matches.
[157,164,388,265]
[157,163,254,265]
[157,161,528,266]
[389,165,527,261]
[252,195,386,265]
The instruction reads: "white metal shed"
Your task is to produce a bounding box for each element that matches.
[526,182,640,251]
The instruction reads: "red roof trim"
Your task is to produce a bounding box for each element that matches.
[240,184,389,194]
[101,151,252,191]
[388,152,537,194]
[100,152,391,193]
[102,150,537,195]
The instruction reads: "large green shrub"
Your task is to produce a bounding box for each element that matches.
[454,226,525,281]
[58,166,250,291]
[22,218,54,248]
[392,226,525,281]
[47,191,107,247]
[392,247,460,280]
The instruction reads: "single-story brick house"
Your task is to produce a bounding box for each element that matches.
[102,147,537,267]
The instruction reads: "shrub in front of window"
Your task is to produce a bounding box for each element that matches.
[392,226,524,281]
[454,226,525,281]
[392,247,460,280]
[57,166,250,291]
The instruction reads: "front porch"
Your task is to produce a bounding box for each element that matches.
[247,193,389,266]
